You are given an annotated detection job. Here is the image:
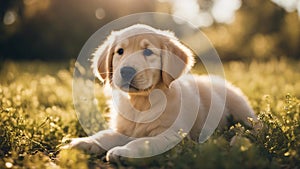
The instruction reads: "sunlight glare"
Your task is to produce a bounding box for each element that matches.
[212,0,241,24]
[271,0,299,12]
[272,0,300,18]
[169,0,241,27]
[171,0,213,27]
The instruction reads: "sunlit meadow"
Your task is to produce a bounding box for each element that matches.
[0,58,299,169]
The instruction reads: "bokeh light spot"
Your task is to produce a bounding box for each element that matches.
[212,0,241,24]
[3,10,17,25]
[271,0,299,12]
[95,8,106,20]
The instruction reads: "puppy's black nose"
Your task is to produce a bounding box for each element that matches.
[120,66,136,82]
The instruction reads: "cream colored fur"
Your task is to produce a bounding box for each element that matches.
[64,24,257,161]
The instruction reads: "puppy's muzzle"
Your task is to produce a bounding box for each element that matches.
[120,66,136,83]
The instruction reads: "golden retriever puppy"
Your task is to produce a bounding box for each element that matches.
[64,24,257,161]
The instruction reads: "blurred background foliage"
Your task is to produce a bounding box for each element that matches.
[0,1,300,168]
[0,0,299,61]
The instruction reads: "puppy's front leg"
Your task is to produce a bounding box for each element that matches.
[106,130,182,162]
[62,129,133,155]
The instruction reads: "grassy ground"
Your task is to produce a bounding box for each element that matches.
[0,58,299,169]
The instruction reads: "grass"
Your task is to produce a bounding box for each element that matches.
[0,58,299,169]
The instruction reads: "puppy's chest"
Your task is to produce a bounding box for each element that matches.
[114,108,178,138]
[111,89,180,137]
[115,115,160,137]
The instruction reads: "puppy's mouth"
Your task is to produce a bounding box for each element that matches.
[120,82,152,93]
[121,83,139,91]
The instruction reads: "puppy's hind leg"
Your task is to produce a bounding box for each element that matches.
[224,83,257,127]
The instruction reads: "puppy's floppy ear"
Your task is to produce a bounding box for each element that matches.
[92,34,115,83]
[161,38,195,87]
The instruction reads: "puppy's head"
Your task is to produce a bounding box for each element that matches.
[92,24,194,94]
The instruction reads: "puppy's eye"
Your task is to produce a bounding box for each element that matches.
[117,48,124,55]
[143,48,153,56]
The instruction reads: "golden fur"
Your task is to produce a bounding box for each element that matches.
[65,24,257,161]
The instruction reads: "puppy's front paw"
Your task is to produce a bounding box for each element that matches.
[61,137,105,155]
[106,146,128,163]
